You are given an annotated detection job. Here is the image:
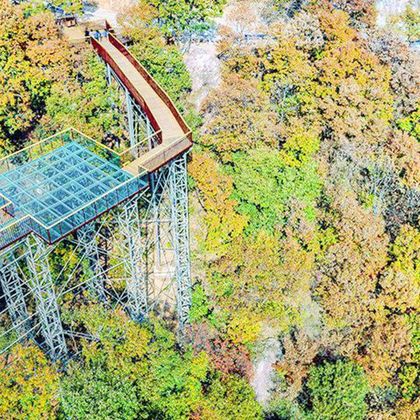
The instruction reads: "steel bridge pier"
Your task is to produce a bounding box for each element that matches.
[114,155,192,330]
[107,57,192,331]
[117,194,149,322]
[26,236,67,361]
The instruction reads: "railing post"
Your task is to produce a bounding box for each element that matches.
[146,118,153,139]
[150,172,163,266]
[125,88,136,148]
[106,63,112,85]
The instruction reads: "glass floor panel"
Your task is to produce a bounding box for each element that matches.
[0,142,133,227]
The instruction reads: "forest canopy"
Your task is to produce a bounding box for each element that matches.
[0,0,419,419]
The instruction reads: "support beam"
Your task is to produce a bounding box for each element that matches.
[150,172,164,266]
[125,88,136,148]
[77,223,107,302]
[106,63,112,85]
[169,154,192,331]
[26,236,67,362]
[117,196,148,322]
[0,251,30,335]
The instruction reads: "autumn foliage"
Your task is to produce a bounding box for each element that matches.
[0,0,418,419]
[190,0,420,418]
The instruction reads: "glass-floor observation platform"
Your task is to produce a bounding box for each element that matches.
[0,129,148,250]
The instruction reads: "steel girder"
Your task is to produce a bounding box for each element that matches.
[116,195,149,322]
[105,63,152,148]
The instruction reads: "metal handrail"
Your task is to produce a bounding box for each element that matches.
[136,133,192,162]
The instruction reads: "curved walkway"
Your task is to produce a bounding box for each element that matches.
[92,34,192,174]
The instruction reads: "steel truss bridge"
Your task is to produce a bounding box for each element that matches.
[0,29,193,362]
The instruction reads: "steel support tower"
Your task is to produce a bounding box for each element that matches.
[105,59,192,329]
[116,194,149,322]
[168,155,192,330]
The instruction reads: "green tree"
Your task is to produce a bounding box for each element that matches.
[41,51,125,141]
[306,360,369,420]
[200,376,263,419]
[232,147,321,234]
[141,0,226,42]
[119,2,193,108]
[60,305,261,419]
[0,344,60,419]
[60,366,140,419]
[401,1,420,41]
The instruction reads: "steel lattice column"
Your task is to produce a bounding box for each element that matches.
[77,223,107,302]
[106,63,112,85]
[149,171,166,266]
[0,252,30,335]
[126,88,136,148]
[168,154,192,330]
[125,89,152,150]
[117,196,148,322]
[26,236,67,361]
